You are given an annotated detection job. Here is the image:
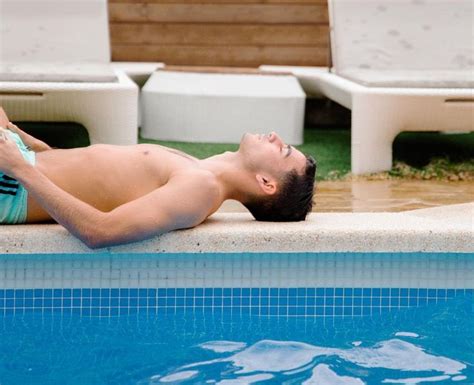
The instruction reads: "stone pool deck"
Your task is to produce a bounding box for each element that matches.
[1,203,472,254]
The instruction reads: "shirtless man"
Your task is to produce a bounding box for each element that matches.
[0,108,316,248]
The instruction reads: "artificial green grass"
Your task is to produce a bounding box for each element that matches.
[15,122,474,180]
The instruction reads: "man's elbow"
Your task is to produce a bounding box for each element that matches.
[80,226,117,249]
[82,233,109,249]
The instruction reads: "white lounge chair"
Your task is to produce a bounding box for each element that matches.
[0,0,139,145]
[261,0,474,174]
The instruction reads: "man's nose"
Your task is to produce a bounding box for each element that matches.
[270,132,283,146]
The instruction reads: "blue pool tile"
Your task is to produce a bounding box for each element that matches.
[400,289,408,297]
[232,288,241,296]
[24,289,34,298]
[409,288,418,297]
[344,288,353,296]
[111,289,119,297]
[307,297,315,306]
[6,290,14,299]
[335,297,343,306]
[390,288,400,296]
[279,288,288,296]
[176,288,185,296]
[251,288,259,296]
[381,297,389,306]
[316,288,325,296]
[307,288,315,296]
[279,297,288,306]
[381,288,389,296]
[119,298,128,306]
[326,297,334,306]
[166,288,175,297]
[242,288,251,296]
[418,289,427,297]
[223,288,232,296]
[14,299,24,307]
[362,288,371,296]
[325,288,335,296]
[372,288,381,296]
[297,288,306,296]
[91,298,100,307]
[354,288,362,296]
[335,288,343,296]
[297,297,305,306]
[428,289,437,297]
[316,297,324,306]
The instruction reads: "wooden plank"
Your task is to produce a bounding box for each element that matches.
[109,1,327,3]
[111,44,328,66]
[109,3,328,23]
[110,24,329,45]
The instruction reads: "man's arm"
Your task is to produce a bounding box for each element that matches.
[0,134,219,248]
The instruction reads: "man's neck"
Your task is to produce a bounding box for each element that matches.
[198,151,256,203]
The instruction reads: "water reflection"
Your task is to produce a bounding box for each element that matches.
[151,337,467,384]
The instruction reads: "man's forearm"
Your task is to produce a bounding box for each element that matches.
[15,164,106,246]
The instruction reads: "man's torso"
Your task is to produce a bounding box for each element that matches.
[27,144,216,222]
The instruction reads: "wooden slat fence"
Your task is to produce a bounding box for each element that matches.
[109,0,329,67]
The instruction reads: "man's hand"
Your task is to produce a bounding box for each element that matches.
[0,130,30,178]
[5,122,52,152]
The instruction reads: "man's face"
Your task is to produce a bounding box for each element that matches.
[239,132,307,177]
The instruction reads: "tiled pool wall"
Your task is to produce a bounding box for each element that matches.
[0,252,472,317]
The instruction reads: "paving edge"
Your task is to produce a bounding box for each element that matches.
[1,204,473,254]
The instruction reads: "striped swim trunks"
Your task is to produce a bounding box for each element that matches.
[0,130,36,224]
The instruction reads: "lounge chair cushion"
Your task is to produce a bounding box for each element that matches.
[338,69,474,89]
[0,62,117,83]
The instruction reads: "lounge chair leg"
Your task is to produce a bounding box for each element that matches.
[351,96,399,175]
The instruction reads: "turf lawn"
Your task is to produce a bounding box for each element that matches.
[16,122,474,181]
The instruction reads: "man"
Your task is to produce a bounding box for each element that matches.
[0,107,316,248]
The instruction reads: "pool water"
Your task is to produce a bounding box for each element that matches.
[0,297,472,385]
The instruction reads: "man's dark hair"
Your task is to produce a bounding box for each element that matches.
[244,155,316,222]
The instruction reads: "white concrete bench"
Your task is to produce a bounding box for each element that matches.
[141,68,306,145]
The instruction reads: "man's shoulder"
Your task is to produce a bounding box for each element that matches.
[169,169,221,197]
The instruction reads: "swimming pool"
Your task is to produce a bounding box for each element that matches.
[0,252,472,384]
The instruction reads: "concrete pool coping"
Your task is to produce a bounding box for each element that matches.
[0,203,472,254]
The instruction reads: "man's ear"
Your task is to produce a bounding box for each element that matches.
[255,174,277,196]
